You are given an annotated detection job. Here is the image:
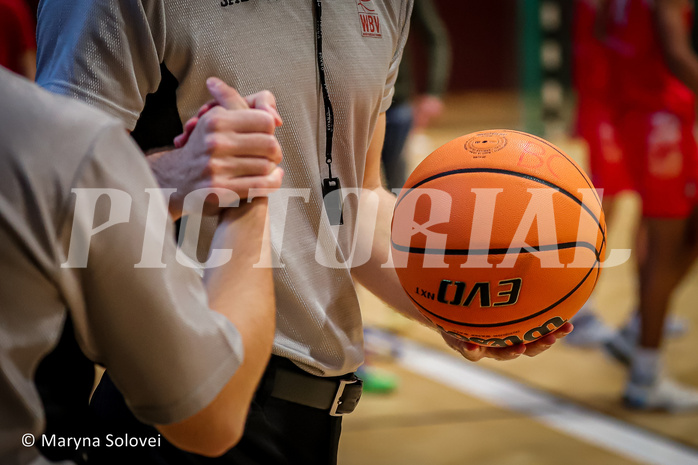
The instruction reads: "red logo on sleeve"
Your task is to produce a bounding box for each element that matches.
[357,0,381,38]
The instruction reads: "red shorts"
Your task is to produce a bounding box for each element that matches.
[616,110,698,218]
[576,97,633,197]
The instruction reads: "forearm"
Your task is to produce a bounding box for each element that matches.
[204,198,275,417]
[662,43,698,94]
[158,199,275,455]
[352,187,436,328]
[656,0,698,93]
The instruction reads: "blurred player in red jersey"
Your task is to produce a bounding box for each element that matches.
[600,0,698,411]
[566,0,629,347]
[0,0,36,80]
[574,0,631,212]
[565,0,688,351]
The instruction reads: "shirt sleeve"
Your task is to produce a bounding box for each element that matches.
[63,123,243,425]
[36,0,165,130]
[379,0,415,113]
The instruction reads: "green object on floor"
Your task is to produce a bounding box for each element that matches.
[356,366,399,394]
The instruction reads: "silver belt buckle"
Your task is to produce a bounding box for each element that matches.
[329,378,358,417]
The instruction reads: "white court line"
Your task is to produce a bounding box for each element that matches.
[384,334,698,465]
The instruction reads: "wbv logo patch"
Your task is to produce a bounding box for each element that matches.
[357,0,381,38]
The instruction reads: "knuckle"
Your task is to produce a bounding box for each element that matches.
[203,115,219,132]
[203,108,226,131]
[207,156,224,174]
[268,171,283,186]
[204,134,224,154]
[258,112,275,133]
[270,177,283,189]
[260,90,275,104]
[263,135,280,156]
[203,134,217,153]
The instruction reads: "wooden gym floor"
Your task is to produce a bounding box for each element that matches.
[338,92,698,465]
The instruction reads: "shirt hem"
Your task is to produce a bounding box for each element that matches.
[40,80,141,131]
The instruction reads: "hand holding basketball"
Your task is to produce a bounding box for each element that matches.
[391,129,605,350]
[440,322,574,362]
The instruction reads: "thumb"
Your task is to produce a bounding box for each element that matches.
[206,77,249,110]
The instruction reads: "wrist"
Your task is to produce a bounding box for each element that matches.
[146,149,186,219]
[220,197,269,222]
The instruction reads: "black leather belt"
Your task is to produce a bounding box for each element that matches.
[268,358,363,416]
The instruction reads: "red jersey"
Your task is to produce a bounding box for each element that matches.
[0,0,35,74]
[606,0,694,118]
[574,0,610,97]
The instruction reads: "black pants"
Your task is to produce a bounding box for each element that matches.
[88,356,343,465]
[35,316,96,465]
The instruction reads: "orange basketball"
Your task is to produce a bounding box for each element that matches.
[391,129,606,347]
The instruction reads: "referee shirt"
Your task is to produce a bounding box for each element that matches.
[36,0,413,376]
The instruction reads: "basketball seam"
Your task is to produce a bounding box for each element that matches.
[390,240,602,262]
[408,261,599,328]
[395,168,606,251]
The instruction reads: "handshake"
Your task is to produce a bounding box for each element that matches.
[150,77,285,218]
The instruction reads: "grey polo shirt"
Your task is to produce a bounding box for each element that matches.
[36,0,413,376]
[0,69,244,465]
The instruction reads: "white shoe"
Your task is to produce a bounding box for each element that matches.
[564,312,614,348]
[603,313,689,366]
[624,377,698,412]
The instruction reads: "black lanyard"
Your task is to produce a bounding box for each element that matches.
[315,0,343,225]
